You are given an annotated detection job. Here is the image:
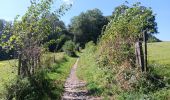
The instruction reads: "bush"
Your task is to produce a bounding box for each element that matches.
[117,64,170,100]
[62,40,76,57]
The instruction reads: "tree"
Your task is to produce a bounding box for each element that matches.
[69,8,108,47]
[43,13,73,52]
[0,0,70,77]
[0,20,15,60]
[0,0,72,99]
[147,34,161,42]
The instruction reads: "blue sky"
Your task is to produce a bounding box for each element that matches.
[0,0,169,41]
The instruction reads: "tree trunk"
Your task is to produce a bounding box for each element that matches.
[143,31,148,72]
[18,54,22,76]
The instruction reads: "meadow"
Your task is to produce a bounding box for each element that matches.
[148,42,170,77]
[148,42,170,65]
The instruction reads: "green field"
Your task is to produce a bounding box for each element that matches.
[148,42,170,77]
[148,41,170,66]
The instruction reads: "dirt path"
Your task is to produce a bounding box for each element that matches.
[62,58,102,100]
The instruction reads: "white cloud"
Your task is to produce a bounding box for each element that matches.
[63,0,74,5]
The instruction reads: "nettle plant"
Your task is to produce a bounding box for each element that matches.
[97,2,157,90]
[0,0,71,78]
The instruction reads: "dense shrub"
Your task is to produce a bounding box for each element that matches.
[62,40,76,57]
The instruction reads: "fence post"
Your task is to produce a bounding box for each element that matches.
[143,31,148,72]
[135,38,144,71]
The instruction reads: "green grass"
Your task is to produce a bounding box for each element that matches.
[147,42,170,99]
[148,42,170,77]
[0,52,77,99]
[0,59,17,97]
[41,52,77,99]
[47,53,77,87]
[42,52,77,82]
[148,41,170,66]
[77,47,103,95]
[77,43,119,98]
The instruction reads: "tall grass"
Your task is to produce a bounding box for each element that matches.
[0,60,17,97]
[77,42,121,98]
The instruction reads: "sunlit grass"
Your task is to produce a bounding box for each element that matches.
[77,45,110,97]
[148,42,170,77]
[148,41,170,66]
[0,59,17,97]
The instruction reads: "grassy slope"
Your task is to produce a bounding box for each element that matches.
[0,52,77,99]
[77,42,170,99]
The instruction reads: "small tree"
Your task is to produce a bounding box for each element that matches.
[0,0,71,77]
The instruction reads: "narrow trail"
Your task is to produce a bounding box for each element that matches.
[62,58,102,100]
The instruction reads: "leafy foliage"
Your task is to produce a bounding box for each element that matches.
[62,40,76,57]
[95,2,158,93]
[97,2,157,71]
[69,8,108,47]
[42,13,73,52]
[0,0,72,99]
